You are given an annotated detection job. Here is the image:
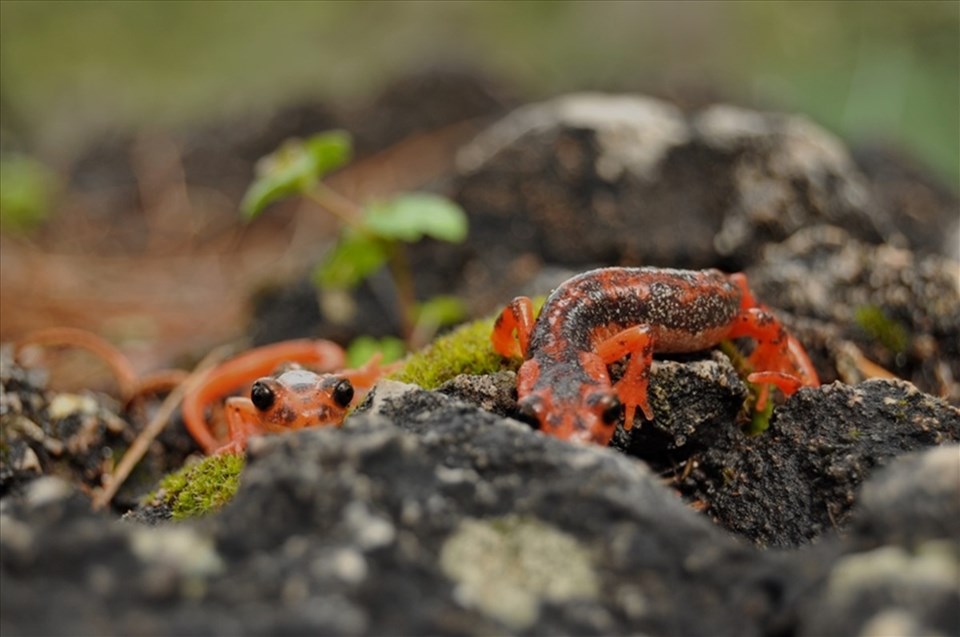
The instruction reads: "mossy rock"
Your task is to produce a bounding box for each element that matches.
[392,298,545,389]
[146,453,245,520]
[392,316,516,389]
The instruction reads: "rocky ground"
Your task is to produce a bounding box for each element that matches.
[2,89,959,636]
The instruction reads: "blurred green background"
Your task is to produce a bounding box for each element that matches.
[1,1,957,180]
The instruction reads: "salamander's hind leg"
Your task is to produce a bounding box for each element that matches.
[595,325,655,429]
[491,296,536,359]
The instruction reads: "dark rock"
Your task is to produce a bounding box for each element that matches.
[3,382,958,636]
[436,353,749,463]
[792,445,960,637]
[1,384,787,636]
[611,352,748,459]
[683,379,960,547]
[437,370,520,419]
[853,142,960,259]
[747,225,960,402]
[450,95,885,310]
[0,348,199,509]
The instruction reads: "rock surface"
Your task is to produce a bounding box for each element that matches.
[748,224,960,402]
[0,347,196,507]
[3,383,958,636]
[448,94,896,312]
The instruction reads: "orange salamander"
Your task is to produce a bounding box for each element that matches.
[181,339,383,454]
[492,267,819,445]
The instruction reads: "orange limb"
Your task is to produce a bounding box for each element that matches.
[218,397,261,455]
[729,272,759,310]
[594,324,655,429]
[491,296,536,359]
[181,339,346,454]
[727,308,819,411]
[785,333,820,387]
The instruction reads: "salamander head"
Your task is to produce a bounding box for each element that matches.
[248,369,355,432]
[516,387,622,446]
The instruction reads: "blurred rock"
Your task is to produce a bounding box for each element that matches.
[794,445,960,637]
[681,379,959,547]
[747,225,960,402]
[453,94,883,275]
[854,142,960,260]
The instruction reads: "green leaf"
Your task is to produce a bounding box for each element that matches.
[313,231,389,289]
[345,335,407,368]
[304,130,352,177]
[363,193,468,243]
[415,296,467,328]
[240,130,353,220]
[0,155,58,232]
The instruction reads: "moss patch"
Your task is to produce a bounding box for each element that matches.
[391,297,544,390]
[392,317,515,389]
[148,453,245,520]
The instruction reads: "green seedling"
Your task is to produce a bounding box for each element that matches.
[241,130,469,353]
[718,340,775,434]
[0,154,58,232]
[854,305,909,355]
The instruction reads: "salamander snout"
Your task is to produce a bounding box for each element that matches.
[517,390,622,446]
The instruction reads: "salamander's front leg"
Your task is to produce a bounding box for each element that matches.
[491,296,536,359]
[215,397,261,454]
[595,325,655,429]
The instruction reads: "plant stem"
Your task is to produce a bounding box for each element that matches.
[307,181,419,347]
[305,182,364,229]
[387,243,418,345]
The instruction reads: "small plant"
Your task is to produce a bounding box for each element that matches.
[854,305,909,355]
[0,154,58,232]
[241,131,468,352]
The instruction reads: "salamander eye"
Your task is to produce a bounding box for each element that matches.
[599,395,622,425]
[250,381,275,411]
[332,379,354,408]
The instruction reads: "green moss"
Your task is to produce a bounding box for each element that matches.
[149,453,246,520]
[391,296,546,389]
[390,316,512,389]
[746,390,776,434]
[854,305,909,354]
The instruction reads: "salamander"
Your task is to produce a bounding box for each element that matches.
[491,267,819,445]
[181,339,383,454]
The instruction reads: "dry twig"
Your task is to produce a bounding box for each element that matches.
[91,345,231,511]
